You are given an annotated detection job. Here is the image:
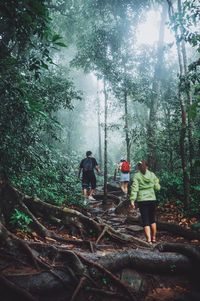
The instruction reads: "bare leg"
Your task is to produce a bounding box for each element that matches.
[83,188,88,197]
[120,182,125,193]
[89,189,95,196]
[124,182,128,195]
[151,223,157,242]
[144,226,151,242]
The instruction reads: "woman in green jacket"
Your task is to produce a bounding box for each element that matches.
[130,160,161,244]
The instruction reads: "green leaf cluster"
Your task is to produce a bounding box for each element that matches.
[10,209,33,232]
[12,151,82,207]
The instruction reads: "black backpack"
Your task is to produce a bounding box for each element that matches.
[82,158,93,171]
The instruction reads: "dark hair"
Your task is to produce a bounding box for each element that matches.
[86,151,92,157]
[137,160,148,174]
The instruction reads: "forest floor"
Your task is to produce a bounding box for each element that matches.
[11,184,200,301]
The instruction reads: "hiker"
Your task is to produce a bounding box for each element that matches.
[130,160,160,244]
[118,159,131,197]
[78,151,100,201]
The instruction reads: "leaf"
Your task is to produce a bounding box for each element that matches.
[51,34,63,42]
[187,103,198,120]
[54,42,67,47]
[41,62,49,70]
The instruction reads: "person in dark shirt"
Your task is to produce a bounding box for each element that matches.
[78,151,100,201]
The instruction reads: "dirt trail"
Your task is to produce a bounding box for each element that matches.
[83,189,200,301]
[1,182,200,301]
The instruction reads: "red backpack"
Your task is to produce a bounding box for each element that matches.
[121,161,130,173]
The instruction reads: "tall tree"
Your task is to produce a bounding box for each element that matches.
[103,79,108,204]
[177,0,195,179]
[146,2,167,170]
[167,0,190,207]
[97,78,103,167]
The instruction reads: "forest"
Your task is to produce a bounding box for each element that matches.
[0,0,200,300]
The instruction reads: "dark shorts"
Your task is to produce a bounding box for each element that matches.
[82,171,96,190]
[137,201,157,227]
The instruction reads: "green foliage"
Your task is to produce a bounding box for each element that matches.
[12,152,82,207]
[0,0,81,181]
[1,0,200,222]
[158,171,184,203]
[0,0,84,213]
[158,171,200,217]
[169,0,200,52]
[69,0,149,76]
[188,183,200,217]
[102,277,108,285]
[187,199,200,217]
[0,67,81,178]
[88,229,97,237]
[10,209,33,232]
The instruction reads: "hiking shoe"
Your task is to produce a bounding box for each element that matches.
[88,195,96,201]
[83,198,88,205]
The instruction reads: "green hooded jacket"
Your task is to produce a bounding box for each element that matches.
[130,170,160,204]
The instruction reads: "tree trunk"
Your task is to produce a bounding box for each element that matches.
[147,2,167,170]
[164,105,174,172]
[167,0,190,207]
[124,89,131,162]
[103,79,108,205]
[177,0,195,180]
[179,88,190,207]
[97,78,103,167]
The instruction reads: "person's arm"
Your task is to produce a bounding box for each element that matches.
[95,165,100,173]
[94,158,100,173]
[153,174,161,191]
[130,175,139,208]
[78,167,82,178]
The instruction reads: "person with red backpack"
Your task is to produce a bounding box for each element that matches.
[118,158,131,197]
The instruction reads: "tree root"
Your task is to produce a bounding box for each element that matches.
[70,276,86,301]
[1,182,200,301]
[95,192,121,204]
[157,221,200,241]
[126,213,200,241]
[97,249,192,274]
[76,252,137,301]
[115,199,130,214]
[0,183,150,249]
[0,275,36,301]
[96,225,108,244]
[86,287,130,300]
[155,242,200,268]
